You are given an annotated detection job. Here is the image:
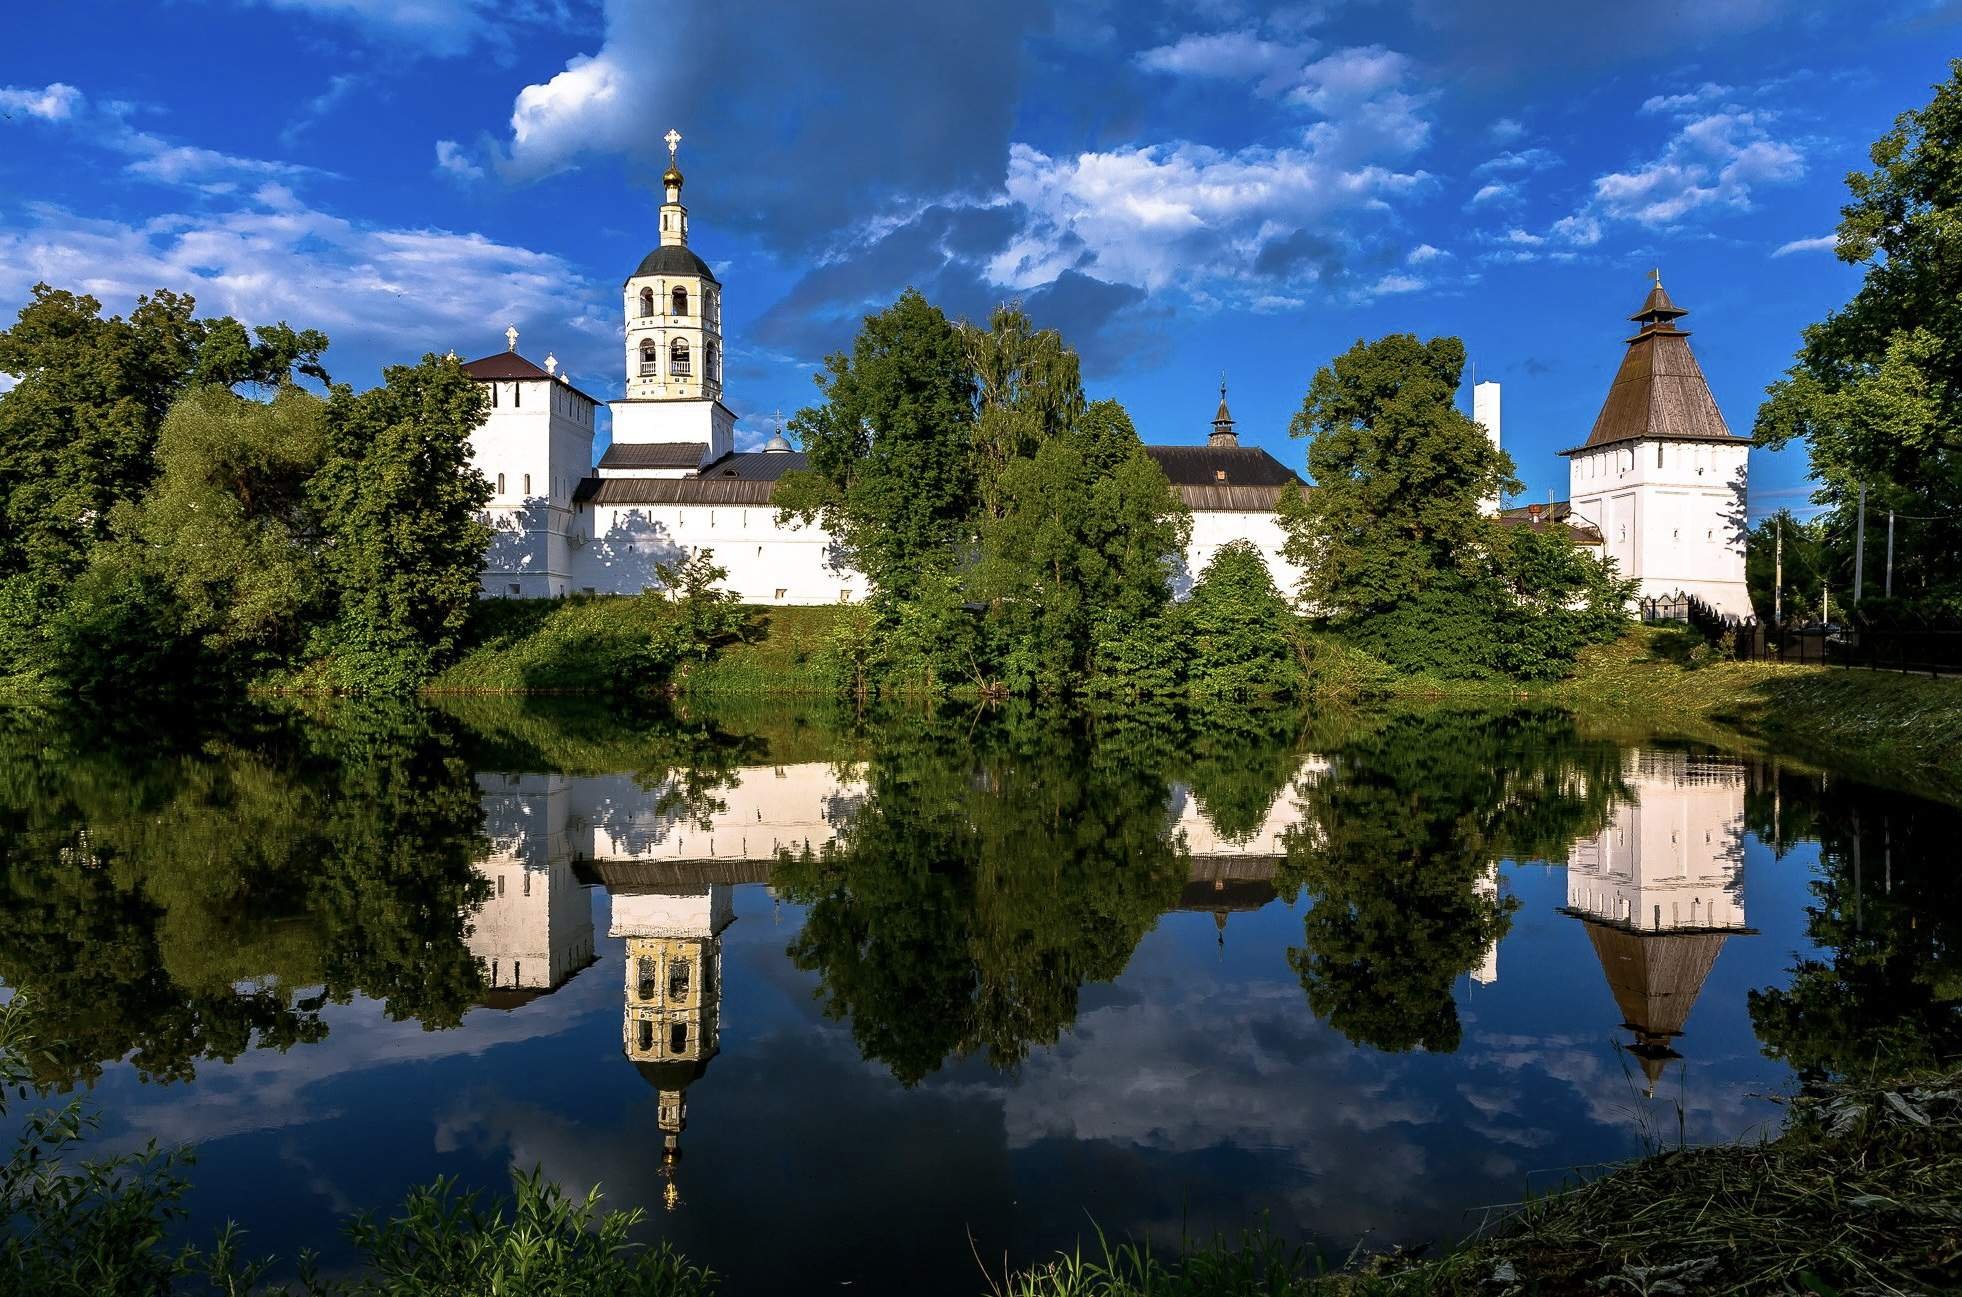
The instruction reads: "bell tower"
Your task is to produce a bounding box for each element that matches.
[612,127,735,461]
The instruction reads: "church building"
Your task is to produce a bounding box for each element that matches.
[458,131,1311,605]
[458,131,1736,613]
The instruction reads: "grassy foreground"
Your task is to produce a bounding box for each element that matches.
[995,1068,1962,1296]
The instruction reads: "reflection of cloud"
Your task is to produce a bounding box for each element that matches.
[104,974,608,1153]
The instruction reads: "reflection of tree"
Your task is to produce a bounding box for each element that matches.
[0,703,489,1087]
[1746,771,1962,1079]
[1181,705,1307,844]
[1278,709,1630,1053]
[773,710,1198,1083]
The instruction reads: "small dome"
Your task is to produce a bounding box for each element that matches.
[763,431,793,453]
[663,164,684,189]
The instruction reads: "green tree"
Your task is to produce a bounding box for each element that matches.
[110,384,328,676]
[962,302,1086,515]
[1281,334,1517,617]
[776,289,978,607]
[0,285,327,672]
[974,400,1188,694]
[1489,526,1636,679]
[312,355,491,692]
[1754,63,1962,601]
[1183,540,1300,697]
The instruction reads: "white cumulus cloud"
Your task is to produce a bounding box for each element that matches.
[1135,30,1318,97]
[0,186,611,381]
[1568,109,1803,233]
[0,82,83,121]
[1772,233,1837,257]
[434,138,485,181]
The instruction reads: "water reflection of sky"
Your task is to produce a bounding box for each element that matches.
[49,758,1838,1297]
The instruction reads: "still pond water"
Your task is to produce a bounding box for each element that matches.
[0,701,1955,1293]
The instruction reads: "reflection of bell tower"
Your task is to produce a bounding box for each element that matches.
[1563,752,1755,1095]
[611,883,732,1210]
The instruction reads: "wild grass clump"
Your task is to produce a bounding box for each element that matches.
[0,997,719,1296]
[988,1223,1332,1297]
[996,1069,1962,1297]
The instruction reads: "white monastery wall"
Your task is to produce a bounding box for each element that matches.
[1564,753,1747,931]
[1178,509,1305,602]
[569,502,853,603]
[1569,440,1749,617]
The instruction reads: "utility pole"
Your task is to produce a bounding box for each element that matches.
[1774,515,1783,626]
[1854,482,1867,606]
[1886,509,1895,598]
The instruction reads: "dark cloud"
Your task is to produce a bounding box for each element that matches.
[751,207,1166,379]
[1406,0,1795,78]
[502,0,1056,256]
[1254,227,1351,286]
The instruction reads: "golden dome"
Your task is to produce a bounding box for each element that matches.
[663,164,684,189]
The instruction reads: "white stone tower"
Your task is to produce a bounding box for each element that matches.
[1473,380,1502,516]
[612,128,734,463]
[1564,275,1751,617]
[460,330,601,598]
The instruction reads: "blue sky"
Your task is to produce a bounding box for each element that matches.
[2,1,1954,514]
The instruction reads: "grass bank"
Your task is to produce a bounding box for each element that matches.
[1544,627,1962,803]
[995,1067,1962,1296]
[261,601,1962,801]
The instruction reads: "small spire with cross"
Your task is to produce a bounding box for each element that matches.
[505,324,518,353]
[1651,266,1662,287]
[664,128,682,165]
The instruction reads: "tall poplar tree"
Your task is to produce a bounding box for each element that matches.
[312,355,490,692]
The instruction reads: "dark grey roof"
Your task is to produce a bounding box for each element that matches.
[630,245,720,285]
[1144,444,1302,489]
[575,476,779,506]
[460,351,604,406]
[697,450,811,481]
[598,441,707,470]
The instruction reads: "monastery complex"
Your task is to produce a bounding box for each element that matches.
[459,132,1752,618]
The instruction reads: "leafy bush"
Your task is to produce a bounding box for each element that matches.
[1184,542,1301,697]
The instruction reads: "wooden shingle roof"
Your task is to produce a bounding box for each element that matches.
[1563,282,1743,455]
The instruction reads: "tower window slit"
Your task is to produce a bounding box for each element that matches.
[669,959,691,1000]
[670,1022,688,1054]
[637,1019,653,1052]
[636,956,656,1002]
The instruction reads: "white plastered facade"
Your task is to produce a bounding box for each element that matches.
[1568,438,1750,618]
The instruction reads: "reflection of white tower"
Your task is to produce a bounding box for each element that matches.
[1563,753,1753,1094]
[468,774,597,1007]
[610,883,733,1212]
[1471,862,1500,986]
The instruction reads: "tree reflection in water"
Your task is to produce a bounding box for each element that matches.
[0,696,1953,1102]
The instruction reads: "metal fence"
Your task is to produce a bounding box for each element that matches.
[1639,593,1962,677]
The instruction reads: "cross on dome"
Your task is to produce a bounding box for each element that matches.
[505,324,519,352]
[665,128,682,161]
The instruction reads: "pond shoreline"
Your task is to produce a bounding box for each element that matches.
[998,1065,1962,1296]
